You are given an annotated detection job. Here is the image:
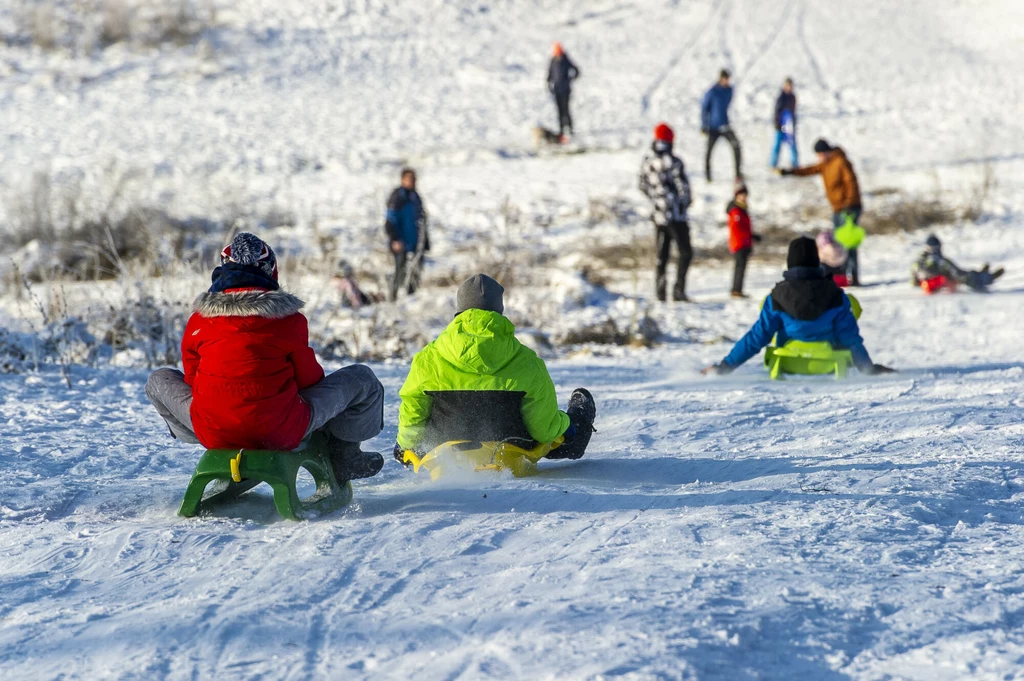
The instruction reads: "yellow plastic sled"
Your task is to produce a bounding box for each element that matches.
[403,436,564,480]
[763,340,853,380]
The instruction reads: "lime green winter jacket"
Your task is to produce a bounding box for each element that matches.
[398,309,570,450]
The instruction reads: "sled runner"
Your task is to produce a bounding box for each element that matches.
[178,432,353,520]
[402,436,565,480]
[763,340,854,380]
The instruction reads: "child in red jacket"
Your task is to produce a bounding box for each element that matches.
[145,233,385,481]
[727,184,759,298]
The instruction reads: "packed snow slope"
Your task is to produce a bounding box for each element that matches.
[3,235,1024,681]
[4,0,1024,680]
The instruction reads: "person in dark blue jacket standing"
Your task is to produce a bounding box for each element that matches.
[547,42,580,139]
[702,237,894,375]
[385,168,429,301]
[701,69,742,182]
[771,78,798,169]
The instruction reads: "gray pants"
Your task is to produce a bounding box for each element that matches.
[145,365,385,448]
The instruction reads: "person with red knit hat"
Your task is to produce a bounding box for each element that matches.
[547,42,580,139]
[639,123,693,301]
[145,232,386,483]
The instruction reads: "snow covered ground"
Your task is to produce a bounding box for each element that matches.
[3,0,1024,679]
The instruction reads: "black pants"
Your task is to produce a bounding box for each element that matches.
[554,91,572,136]
[732,248,751,294]
[391,251,422,300]
[832,206,862,286]
[845,248,860,286]
[655,221,692,301]
[705,128,742,181]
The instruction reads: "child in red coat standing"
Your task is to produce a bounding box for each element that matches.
[145,232,385,482]
[727,184,759,298]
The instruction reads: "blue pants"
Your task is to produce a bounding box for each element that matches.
[770,130,798,168]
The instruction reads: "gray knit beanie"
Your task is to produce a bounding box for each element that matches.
[456,274,504,316]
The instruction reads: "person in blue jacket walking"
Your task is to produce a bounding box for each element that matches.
[702,237,895,376]
[701,69,742,182]
[770,78,798,169]
[385,168,429,300]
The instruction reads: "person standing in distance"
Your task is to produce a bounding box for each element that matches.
[385,168,429,300]
[701,69,742,182]
[639,123,693,302]
[779,139,863,285]
[547,42,580,141]
[771,78,798,169]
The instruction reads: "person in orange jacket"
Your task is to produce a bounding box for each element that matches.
[726,184,759,298]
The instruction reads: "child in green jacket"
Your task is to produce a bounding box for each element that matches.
[395,274,596,461]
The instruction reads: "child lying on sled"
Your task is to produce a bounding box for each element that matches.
[702,236,894,376]
[912,234,1004,293]
[395,274,596,463]
[145,232,385,482]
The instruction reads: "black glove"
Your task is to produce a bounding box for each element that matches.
[392,443,409,465]
[869,364,897,375]
[752,234,763,243]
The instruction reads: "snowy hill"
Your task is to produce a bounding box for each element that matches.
[2,1,1024,679]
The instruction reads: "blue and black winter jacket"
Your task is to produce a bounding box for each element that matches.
[701,84,733,131]
[722,267,873,371]
[774,91,796,130]
[385,187,428,253]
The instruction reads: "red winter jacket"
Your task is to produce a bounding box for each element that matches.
[727,201,753,253]
[182,289,324,450]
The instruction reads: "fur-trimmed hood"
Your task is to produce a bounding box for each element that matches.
[193,289,305,319]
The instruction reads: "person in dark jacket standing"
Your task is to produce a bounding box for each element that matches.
[771,78,797,169]
[702,237,894,376]
[385,168,429,300]
[639,123,693,302]
[701,69,742,182]
[547,42,579,139]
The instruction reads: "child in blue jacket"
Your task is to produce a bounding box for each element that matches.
[703,237,894,375]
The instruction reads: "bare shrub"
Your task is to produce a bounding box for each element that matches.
[29,3,59,50]
[101,286,191,367]
[586,197,639,227]
[557,313,660,348]
[962,162,995,223]
[11,0,217,52]
[862,199,957,235]
[2,169,222,284]
[98,0,133,47]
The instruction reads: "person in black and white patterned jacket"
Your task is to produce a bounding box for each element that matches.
[639,123,693,301]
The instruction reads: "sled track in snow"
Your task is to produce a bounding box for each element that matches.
[796,0,829,91]
[639,0,726,115]
[734,0,796,83]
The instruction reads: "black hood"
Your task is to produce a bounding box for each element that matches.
[770,268,845,321]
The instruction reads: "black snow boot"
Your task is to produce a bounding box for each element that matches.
[547,388,597,460]
[325,435,384,481]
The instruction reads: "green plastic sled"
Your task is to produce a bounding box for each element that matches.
[763,340,854,380]
[177,432,353,520]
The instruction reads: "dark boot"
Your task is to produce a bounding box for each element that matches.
[546,388,596,461]
[656,279,667,302]
[325,435,383,481]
